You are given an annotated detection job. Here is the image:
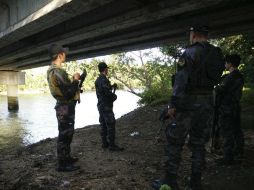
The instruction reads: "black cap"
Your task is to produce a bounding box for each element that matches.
[225,54,241,67]
[48,44,69,59]
[98,62,109,72]
[190,25,209,35]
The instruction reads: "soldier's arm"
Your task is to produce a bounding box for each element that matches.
[214,75,230,94]
[169,53,189,108]
[54,69,79,100]
[100,78,117,101]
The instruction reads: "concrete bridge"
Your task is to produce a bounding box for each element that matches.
[0,0,254,110]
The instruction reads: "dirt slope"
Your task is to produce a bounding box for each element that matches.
[0,105,253,190]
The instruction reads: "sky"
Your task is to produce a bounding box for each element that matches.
[26,47,165,74]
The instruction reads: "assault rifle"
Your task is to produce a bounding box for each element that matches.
[112,83,118,94]
[210,87,222,153]
[79,69,87,93]
[76,69,87,103]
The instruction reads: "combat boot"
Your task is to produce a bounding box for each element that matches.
[109,144,124,151]
[67,156,79,163]
[101,137,109,149]
[57,160,80,172]
[102,141,109,149]
[215,158,234,165]
[185,173,203,190]
[57,165,80,172]
[152,173,179,190]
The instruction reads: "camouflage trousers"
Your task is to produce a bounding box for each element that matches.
[219,105,244,160]
[98,106,116,145]
[55,102,76,164]
[165,96,213,177]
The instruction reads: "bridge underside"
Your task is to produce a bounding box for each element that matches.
[0,0,253,70]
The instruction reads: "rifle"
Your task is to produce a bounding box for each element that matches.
[112,83,117,94]
[155,107,170,143]
[210,87,222,153]
[79,69,87,93]
[77,69,87,103]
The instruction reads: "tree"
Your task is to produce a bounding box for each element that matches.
[213,35,254,85]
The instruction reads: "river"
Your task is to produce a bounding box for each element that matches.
[0,91,140,150]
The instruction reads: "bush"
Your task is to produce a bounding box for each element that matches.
[139,86,172,105]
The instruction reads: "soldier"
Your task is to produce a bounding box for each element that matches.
[152,26,224,190]
[47,44,80,172]
[215,54,244,165]
[95,62,124,151]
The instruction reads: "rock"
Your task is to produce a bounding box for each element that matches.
[61,180,70,187]
[35,175,56,185]
[145,167,157,174]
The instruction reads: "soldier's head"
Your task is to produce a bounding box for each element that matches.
[48,44,68,64]
[189,26,209,45]
[225,54,241,70]
[98,62,109,75]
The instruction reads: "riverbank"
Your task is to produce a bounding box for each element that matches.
[0,104,254,190]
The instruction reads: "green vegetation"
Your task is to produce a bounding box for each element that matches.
[2,35,252,106]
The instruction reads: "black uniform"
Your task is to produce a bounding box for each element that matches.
[154,41,224,190]
[216,69,244,161]
[95,74,117,147]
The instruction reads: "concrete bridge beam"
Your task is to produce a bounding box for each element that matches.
[0,71,25,111]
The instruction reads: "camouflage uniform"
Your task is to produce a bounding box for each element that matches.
[216,70,244,161]
[164,42,224,187]
[47,64,79,166]
[95,74,117,146]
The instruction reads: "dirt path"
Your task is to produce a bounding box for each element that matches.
[0,105,253,190]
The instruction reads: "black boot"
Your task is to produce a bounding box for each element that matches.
[57,160,80,172]
[152,173,179,190]
[101,137,109,149]
[102,141,109,149]
[109,138,124,151]
[185,173,203,190]
[109,144,124,151]
[67,156,79,163]
[215,157,234,165]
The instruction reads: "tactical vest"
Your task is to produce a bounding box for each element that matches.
[47,66,73,103]
[187,42,224,92]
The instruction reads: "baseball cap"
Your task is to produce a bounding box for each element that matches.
[48,44,69,59]
[98,62,109,72]
[190,25,209,35]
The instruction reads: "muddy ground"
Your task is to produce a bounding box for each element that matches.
[0,105,253,190]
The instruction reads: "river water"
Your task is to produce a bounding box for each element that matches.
[0,91,140,150]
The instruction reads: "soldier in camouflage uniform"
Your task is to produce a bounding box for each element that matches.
[215,54,244,165]
[153,26,224,190]
[95,62,124,151]
[47,44,80,172]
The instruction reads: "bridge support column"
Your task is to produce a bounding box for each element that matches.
[0,71,25,111]
[7,85,19,111]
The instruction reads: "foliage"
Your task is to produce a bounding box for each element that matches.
[110,49,175,102]
[19,67,48,92]
[214,35,254,85]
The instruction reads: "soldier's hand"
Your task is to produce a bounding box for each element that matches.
[73,72,80,81]
[168,107,176,119]
[112,83,118,89]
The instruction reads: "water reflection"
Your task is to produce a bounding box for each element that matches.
[0,91,140,150]
[0,108,27,152]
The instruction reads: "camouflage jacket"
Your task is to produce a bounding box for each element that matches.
[47,64,79,103]
[95,74,117,109]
